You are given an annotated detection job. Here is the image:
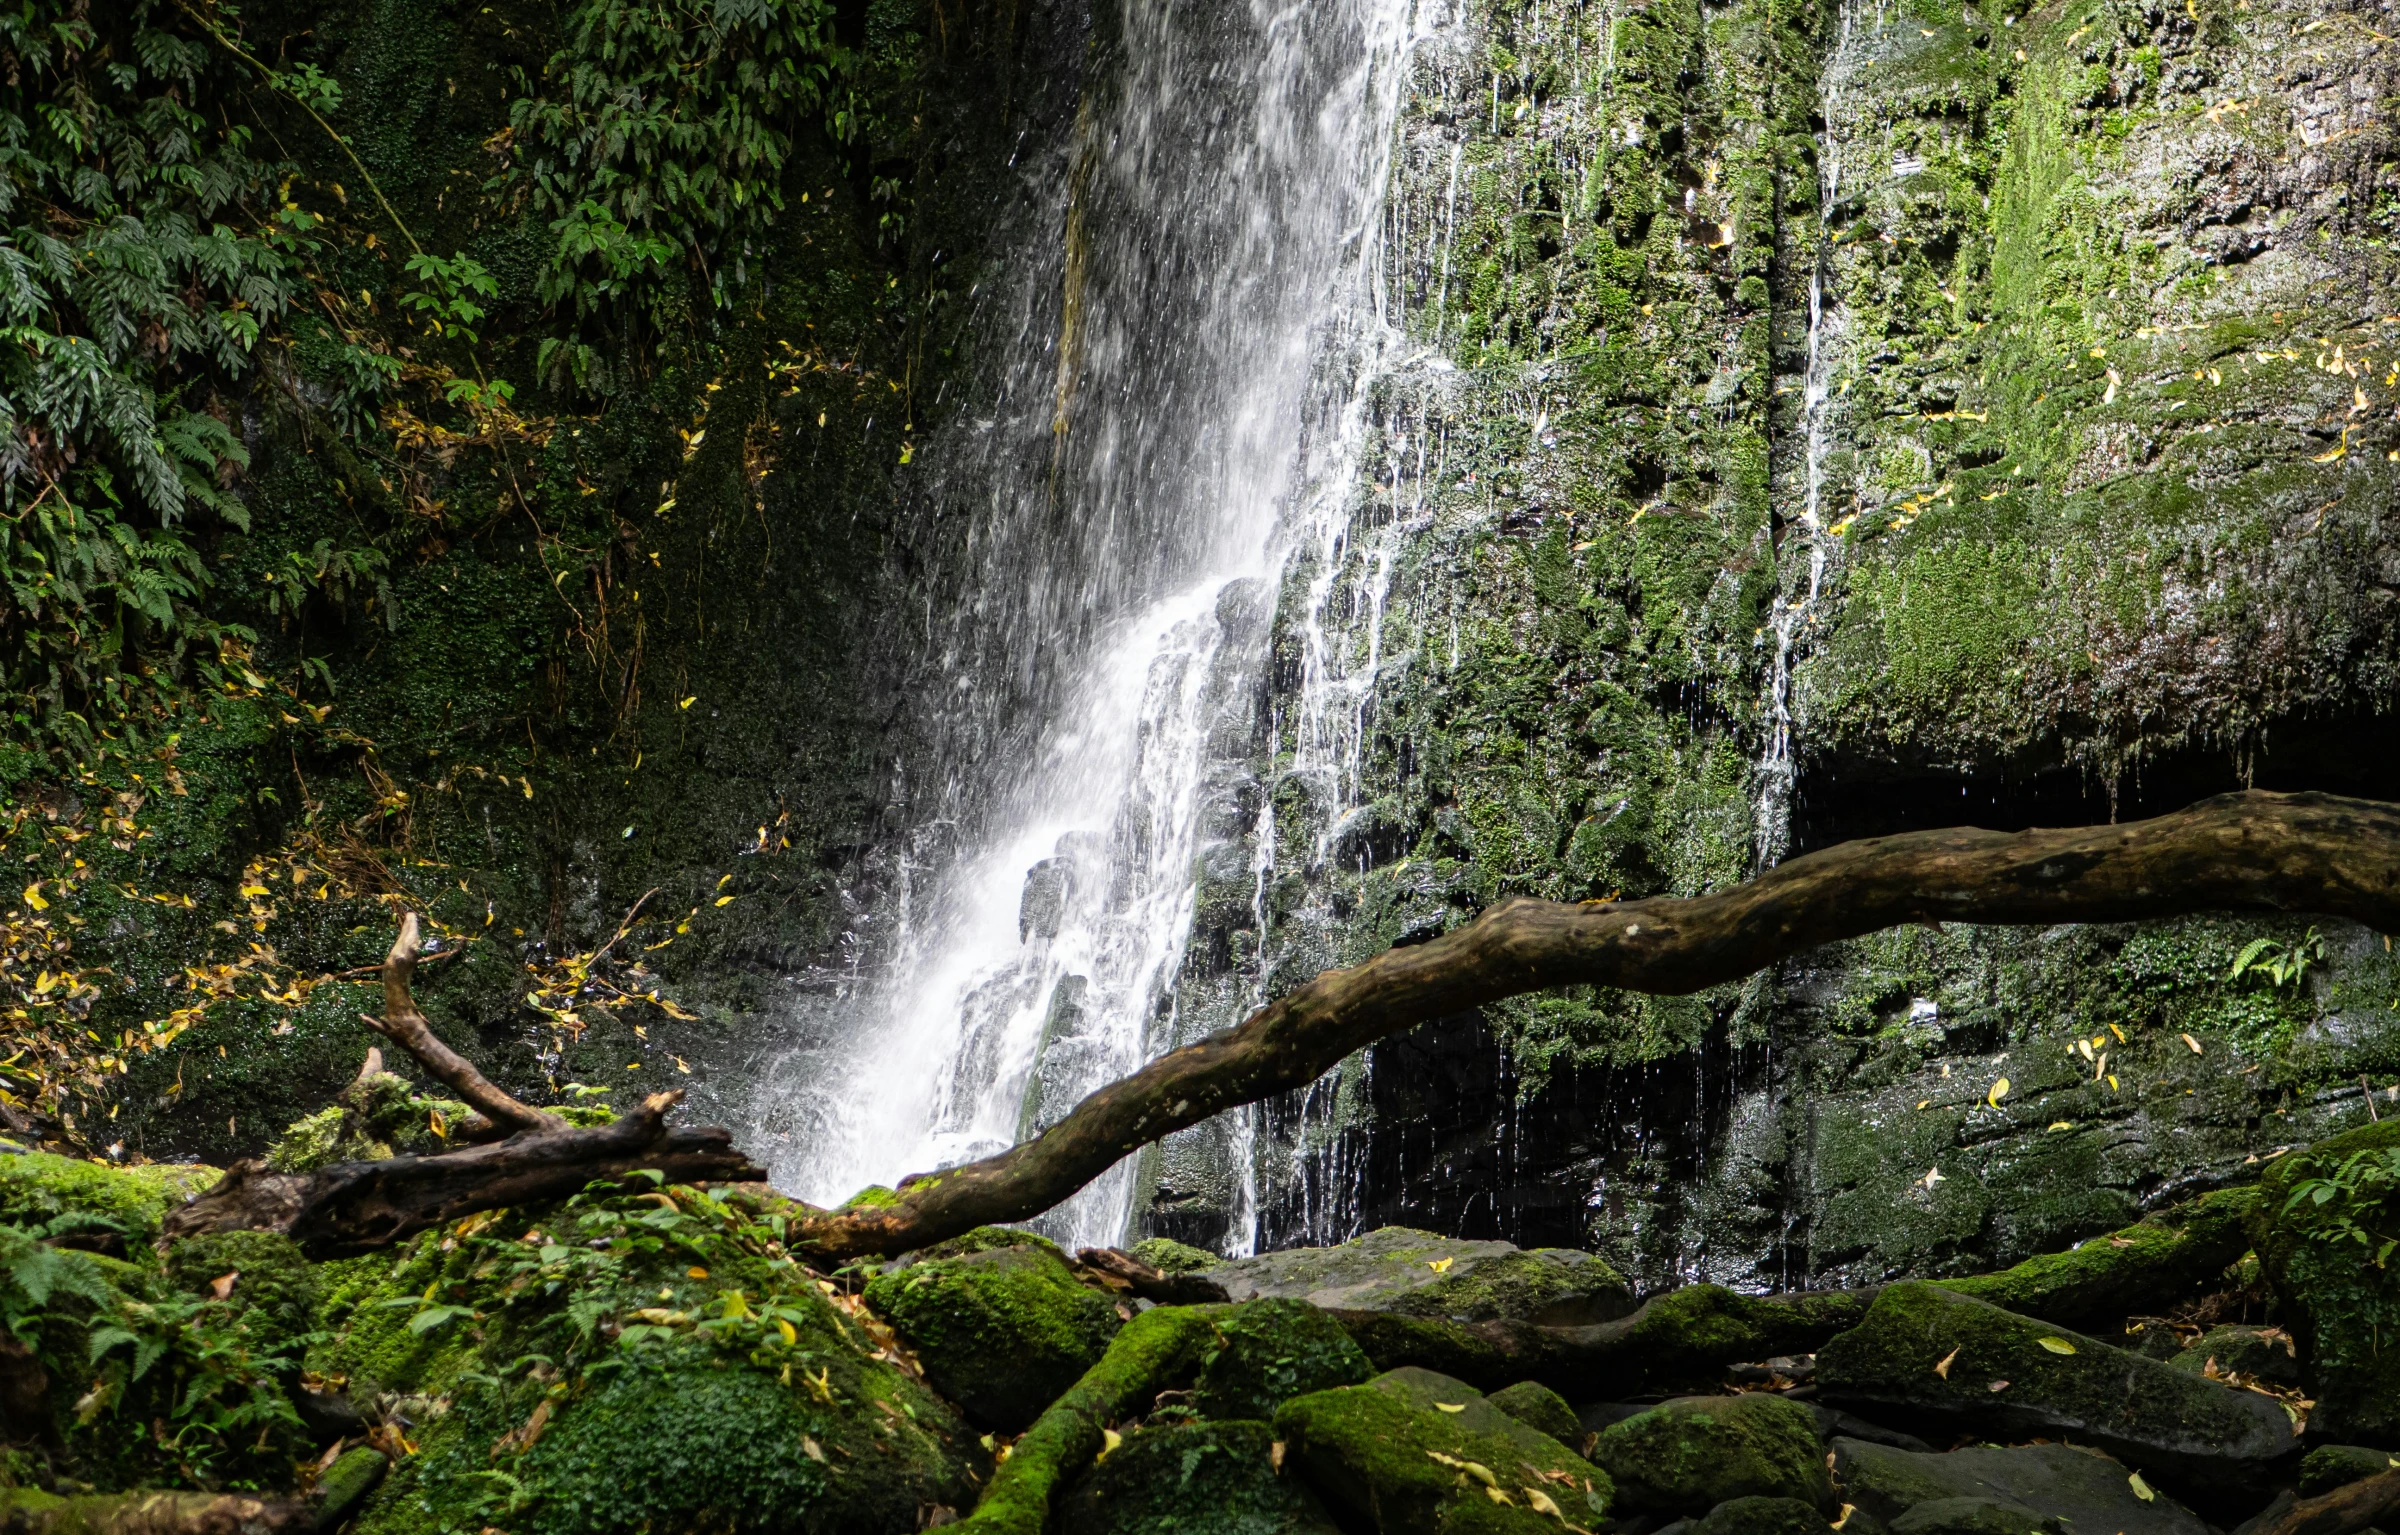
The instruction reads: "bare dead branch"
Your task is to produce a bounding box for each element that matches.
[789,790,2400,1261]
[356,912,559,1134]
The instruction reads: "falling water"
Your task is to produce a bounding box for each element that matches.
[754,0,1425,1248]
[1754,0,1862,865]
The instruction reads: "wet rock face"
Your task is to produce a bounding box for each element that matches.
[1206,1225,1633,1326]
[1815,1283,2294,1503]
[863,1237,1125,1432]
[1829,1439,2209,1535]
[1274,1367,1613,1534]
[1591,1394,1834,1517]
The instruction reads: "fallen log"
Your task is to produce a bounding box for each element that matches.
[161,915,763,1256]
[789,790,2400,1261]
[2241,1469,2400,1535]
[0,1490,313,1533]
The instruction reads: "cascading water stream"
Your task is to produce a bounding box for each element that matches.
[753,0,1426,1248]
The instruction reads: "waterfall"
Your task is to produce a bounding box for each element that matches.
[752,0,1426,1248]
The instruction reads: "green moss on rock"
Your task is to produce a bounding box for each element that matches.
[1591,1393,1830,1516]
[165,1229,319,1353]
[1815,1283,2291,1498]
[2166,1324,2298,1387]
[1212,1228,1631,1327]
[2298,1444,2400,1496]
[1483,1380,1581,1446]
[2254,1117,2400,1441]
[1691,1496,1836,1535]
[1193,1299,1373,1422]
[1060,1419,1338,1535]
[1133,1238,1222,1275]
[1273,1367,1611,1534]
[1934,1188,2256,1328]
[0,1153,216,1246]
[865,1240,1123,1431]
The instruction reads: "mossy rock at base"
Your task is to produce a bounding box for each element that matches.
[1484,1381,1581,1446]
[1134,1238,1223,1275]
[914,1224,1066,1261]
[2299,1443,2400,1495]
[350,1184,987,1535]
[1828,1436,2210,1535]
[1212,1228,1632,1326]
[864,1239,1122,1431]
[0,1152,217,1246]
[1274,1367,1611,1534]
[2254,1117,2400,1442]
[1059,1419,1340,1535]
[1815,1283,2292,1501]
[1932,1189,2256,1328]
[2166,1324,2300,1387]
[1193,1299,1373,1422]
[316,1446,389,1530]
[1690,1495,1836,1535]
[1591,1394,1830,1516]
[165,1229,319,1350]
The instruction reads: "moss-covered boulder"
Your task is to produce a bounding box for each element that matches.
[2166,1324,2300,1387]
[1060,1419,1339,1535]
[1274,1367,1611,1533]
[1691,1496,1835,1535]
[1193,1298,1373,1422]
[1591,1394,1830,1516]
[1211,1228,1632,1326]
[1932,1189,2257,1330]
[1816,1283,2292,1499]
[0,1151,216,1247]
[865,1234,1124,1432]
[2253,1117,2400,1441]
[1133,1238,1222,1275]
[164,1229,320,1351]
[344,1181,985,1535]
[2298,1443,2400,1496]
[1830,1438,2208,1533]
[1484,1381,1581,1446]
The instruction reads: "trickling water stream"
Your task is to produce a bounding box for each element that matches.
[754,0,1426,1247]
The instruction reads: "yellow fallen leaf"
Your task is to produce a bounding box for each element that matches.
[2107,1074,2120,1092]
[2037,1337,2077,1355]
[1921,1167,1945,1190]
[1916,1100,1931,1110]
[1435,1402,1467,1414]
[1525,1487,1563,1518]
[1832,1507,1857,1532]
[1934,1347,1959,1379]
[2129,1470,2156,1502]
[1428,1257,1455,1274]
[2182,1033,2204,1054]
[801,1436,826,1462]
[776,1318,797,1346]
[679,696,697,709]
[1098,1428,1122,1461]
[1485,1486,1514,1505]
[2048,1121,2074,1131]
[239,884,270,897]
[715,895,737,907]
[1988,1077,2010,1106]
[687,1266,709,1279]
[1461,1462,1498,1488]
[20,884,43,912]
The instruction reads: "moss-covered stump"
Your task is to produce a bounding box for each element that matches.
[2299,1444,2400,1496]
[2253,1117,2400,1442]
[1829,1439,2208,1535]
[1273,1367,1611,1534]
[1213,1228,1633,1326]
[1690,1496,1835,1535]
[2166,1325,2300,1388]
[1483,1381,1581,1446]
[1590,1394,1831,1517]
[1192,1298,1373,1422]
[865,1233,1125,1432]
[1932,1190,2257,1331]
[343,1181,985,1535]
[1059,1420,1339,1535]
[1816,1284,2292,1501]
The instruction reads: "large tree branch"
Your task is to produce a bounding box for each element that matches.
[357,912,560,1134]
[791,789,2400,1260]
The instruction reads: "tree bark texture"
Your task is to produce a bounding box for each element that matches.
[790,790,2400,1260]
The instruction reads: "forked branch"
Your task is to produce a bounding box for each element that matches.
[786,790,2400,1261]
[357,911,560,1134]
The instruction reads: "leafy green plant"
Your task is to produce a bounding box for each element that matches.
[2283,1145,2400,1268]
[2230,927,2326,990]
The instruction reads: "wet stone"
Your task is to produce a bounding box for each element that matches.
[1485,1380,1584,1447]
[1828,1438,2209,1535]
[2298,1443,2400,1496]
[1207,1226,1633,1325]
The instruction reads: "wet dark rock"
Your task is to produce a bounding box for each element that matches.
[1828,1438,2209,1535]
[1485,1380,1583,1445]
[1815,1283,2294,1501]
[1592,1394,1833,1517]
[1060,1419,1339,1535]
[1274,1367,1613,1533]
[864,1236,1124,1432]
[1208,1226,1632,1325]
[2298,1443,2400,1496]
[1689,1495,1837,1534]
[1887,1498,2057,1535]
[2166,1324,2300,1387]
